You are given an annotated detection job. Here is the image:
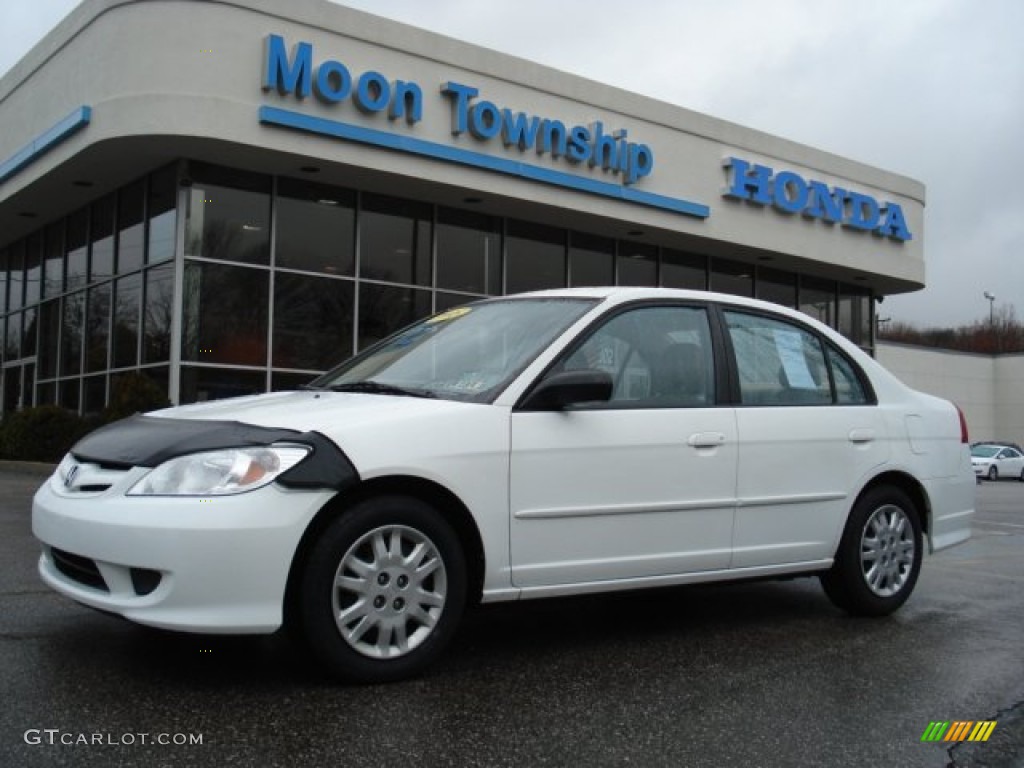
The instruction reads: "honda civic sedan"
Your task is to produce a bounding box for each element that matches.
[33,288,975,682]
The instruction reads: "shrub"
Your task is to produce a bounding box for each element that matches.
[0,405,84,463]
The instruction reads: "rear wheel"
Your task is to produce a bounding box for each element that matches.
[821,486,922,616]
[298,495,466,683]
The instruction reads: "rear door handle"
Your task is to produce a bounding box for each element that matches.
[848,429,875,444]
[688,432,726,448]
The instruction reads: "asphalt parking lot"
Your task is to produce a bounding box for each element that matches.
[1,466,1021,768]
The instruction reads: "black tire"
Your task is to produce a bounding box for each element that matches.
[988,465,998,481]
[820,486,922,617]
[297,495,466,683]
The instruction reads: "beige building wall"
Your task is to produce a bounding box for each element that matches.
[877,342,1024,444]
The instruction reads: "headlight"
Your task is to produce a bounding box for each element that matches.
[127,445,311,496]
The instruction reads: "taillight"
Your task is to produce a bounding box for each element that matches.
[955,404,969,444]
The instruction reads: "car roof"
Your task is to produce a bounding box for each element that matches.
[506,287,836,335]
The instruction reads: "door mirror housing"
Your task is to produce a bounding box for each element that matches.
[520,369,613,411]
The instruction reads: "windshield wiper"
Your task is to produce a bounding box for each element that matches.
[327,381,437,399]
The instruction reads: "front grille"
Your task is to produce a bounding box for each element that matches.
[51,548,108,592]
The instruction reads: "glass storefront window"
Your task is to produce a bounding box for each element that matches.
[711,257,754,297]
[838,284,872,347]
[5,312,21,360]
[505,219,565,294]
[661,249,706,289]
[38,300,60,378]
[800,277,836,326]
[36,381,55,407]
[360,193,431,286]
[7,240,24,312]
[273,273,354,370]
[272,371,317,392]
[568,232,614,287]
[90,194,115,281]
[617,241,658,286]
[43,222,64,298]
[86,282,111,372]
[61,292,85,376]
[436,207,501,295]
[139,366,170,402]
[118,180,145,273]
[182,261,268,366]
[756,266,797,308]
[60,378,80,411]
[25,234,42,306]
[142,264,174,364]
[112,274,141,369]
[147,165,177,264]
[22,307,37,358]
[357,283,431,351]
[435,291,480,312]
[276,178,355,276]
[83,374,107,415]
[180,366,266,404]
[0,248,7,315]
[185,164,270,265]
[66,208,88,290]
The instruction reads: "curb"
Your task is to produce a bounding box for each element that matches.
[0,460,56,477]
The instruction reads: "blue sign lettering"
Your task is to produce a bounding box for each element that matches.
[440,82,653,184]
[259,34,696,212]
[722,157,912,242]
[263,34,422,123]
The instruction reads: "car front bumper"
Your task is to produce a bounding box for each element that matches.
[32,469,334,633]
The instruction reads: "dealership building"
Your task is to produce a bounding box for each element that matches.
[0,0,927,415]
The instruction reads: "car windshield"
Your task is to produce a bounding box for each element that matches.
[971,445,1001,458]
[311,298,597,402]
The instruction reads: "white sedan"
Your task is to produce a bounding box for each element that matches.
[32,288,975,682]
[970,443,1024,481]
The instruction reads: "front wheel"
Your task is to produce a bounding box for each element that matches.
[821,486,922,616]
[297,495,467,683]
[988,465,998,481]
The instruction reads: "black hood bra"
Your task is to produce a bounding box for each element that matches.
[70,414,359,491]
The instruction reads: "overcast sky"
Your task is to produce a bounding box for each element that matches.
[2,0,1021,328]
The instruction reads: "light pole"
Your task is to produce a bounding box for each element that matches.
[984,291,996,325]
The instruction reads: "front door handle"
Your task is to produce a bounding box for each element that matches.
[688,432,726,448]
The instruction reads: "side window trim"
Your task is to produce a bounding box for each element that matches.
[713,304,877,408]
[514,299,722,411]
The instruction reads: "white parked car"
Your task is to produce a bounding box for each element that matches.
[33,288,975,682]
[970,443,1024,481]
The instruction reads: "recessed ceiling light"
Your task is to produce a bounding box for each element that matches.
[317,198,339,206]
[300,166,320,173]
[627,229,644,236]
[463,196,483,204]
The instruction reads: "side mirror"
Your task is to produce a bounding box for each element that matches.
[520,369,613,411]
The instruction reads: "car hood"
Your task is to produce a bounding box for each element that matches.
[147,390,475,433]
[69,390,495,469]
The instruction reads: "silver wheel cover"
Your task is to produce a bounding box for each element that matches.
[859,504,915,597]
[331,524,448,659]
